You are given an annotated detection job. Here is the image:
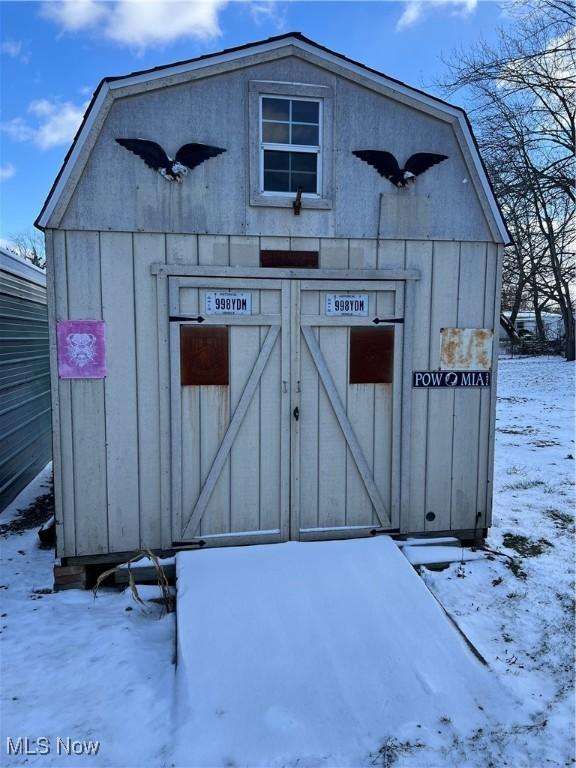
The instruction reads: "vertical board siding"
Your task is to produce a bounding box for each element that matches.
[135,234,166,547]
[404,241,433,533]
[199,235,229,266]
[299,323,320,530]
[484,244,503,526]
[377,240,405,270]
[321,239,349,269]
[230,236,259,267]
[101,232,140,552]
[259,289,282,531]
[317,326,348,528]
[53,231,500,557]
[66,231,108,555]
[476,244,498,528]
[345,380,375,526]
[52,231,75,556]
[230,324,261,532]
[349,239,376,270]
[166,234,198,265]
[451,242,488,532]
[425,242,460,532]
[45,230,63,557]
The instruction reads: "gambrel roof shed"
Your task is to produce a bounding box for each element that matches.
[36,31,508,243]
[41,32,507,569]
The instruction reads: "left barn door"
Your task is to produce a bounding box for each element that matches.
[169,278,291,545]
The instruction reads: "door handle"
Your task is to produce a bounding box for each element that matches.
[293,406,299,421]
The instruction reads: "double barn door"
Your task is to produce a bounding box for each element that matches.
[170,277,403,545]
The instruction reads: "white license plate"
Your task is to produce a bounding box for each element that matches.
[326,294,369,316]
[205,292,252,315]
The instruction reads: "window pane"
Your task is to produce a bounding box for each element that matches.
[264,170,290,192]
[292,100,319,124]
[290,152,317,173]
[262,98,289,121]
[290,172,317,193]
[291,124,319,146]
[262,121,290,144]
[264,150,290,171]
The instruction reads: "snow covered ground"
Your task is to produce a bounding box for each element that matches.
[1,356,574,767]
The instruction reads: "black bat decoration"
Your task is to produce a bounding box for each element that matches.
[352,150,448,187]
[115,138,226,182]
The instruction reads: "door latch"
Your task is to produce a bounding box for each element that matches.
[293,406,299,421]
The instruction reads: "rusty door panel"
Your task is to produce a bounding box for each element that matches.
[260,250,319,268]
[180,325,229,385]
[349,326,394,384]
[440,328,493,371]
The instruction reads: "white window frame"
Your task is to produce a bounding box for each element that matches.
[259,94,323,198]
[249,80,333,210]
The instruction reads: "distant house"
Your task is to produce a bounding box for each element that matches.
[0,247,51,510]
[500,311,564,341]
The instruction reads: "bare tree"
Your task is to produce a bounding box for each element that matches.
[437,0,575,359]
[8,230,46,270]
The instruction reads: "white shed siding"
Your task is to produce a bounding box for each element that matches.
[59,55,494,243]
[47,231,502,557]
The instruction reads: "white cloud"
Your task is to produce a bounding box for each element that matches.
[1,39,22,57]
[41,0,107,31]
[42,0,231,49]
[1,38,30,63]
[248,0,286,29]
[0,163,16,182]
[397,0,478,30]
[1,99,88,151]
[0,117,37,144]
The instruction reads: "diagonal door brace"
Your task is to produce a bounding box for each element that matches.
[181,324,281,539]
[301,326,390,528]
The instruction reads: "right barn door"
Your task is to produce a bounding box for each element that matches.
[292,280,404,539]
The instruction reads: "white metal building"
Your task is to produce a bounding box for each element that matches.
[36,33,508,564]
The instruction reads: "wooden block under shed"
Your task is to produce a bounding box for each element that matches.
[54,564,88,591]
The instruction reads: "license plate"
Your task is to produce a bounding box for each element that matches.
[205,292,252,315]
[326,294,369,316]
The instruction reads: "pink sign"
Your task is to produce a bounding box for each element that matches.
[57,320,107,379]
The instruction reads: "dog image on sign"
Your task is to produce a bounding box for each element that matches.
[57,320,106,379]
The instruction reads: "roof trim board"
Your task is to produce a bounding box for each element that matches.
[35,32,509,243]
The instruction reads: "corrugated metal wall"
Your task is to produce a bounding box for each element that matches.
[0,250,51,510]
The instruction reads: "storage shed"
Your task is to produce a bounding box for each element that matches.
[36,33,508,566]
[0,247,51,510]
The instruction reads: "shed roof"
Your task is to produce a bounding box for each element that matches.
[35,31,509,242]
[0,246,47,287]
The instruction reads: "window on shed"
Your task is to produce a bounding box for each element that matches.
[260,97,321,195]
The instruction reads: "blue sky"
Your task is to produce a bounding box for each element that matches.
[0,0,509,242]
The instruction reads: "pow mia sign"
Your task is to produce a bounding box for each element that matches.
[413,370,491,388]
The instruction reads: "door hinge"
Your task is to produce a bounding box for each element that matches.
[170,315,205,323]
[293,406,300,421]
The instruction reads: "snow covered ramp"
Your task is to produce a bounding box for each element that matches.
[175,536,515,767]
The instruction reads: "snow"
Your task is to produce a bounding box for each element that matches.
[1,356,574,766]
[402,544,485,566]
[397,537,460,547]
[174,536,517,767]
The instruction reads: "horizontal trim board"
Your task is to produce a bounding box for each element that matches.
[152,265,420,281]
